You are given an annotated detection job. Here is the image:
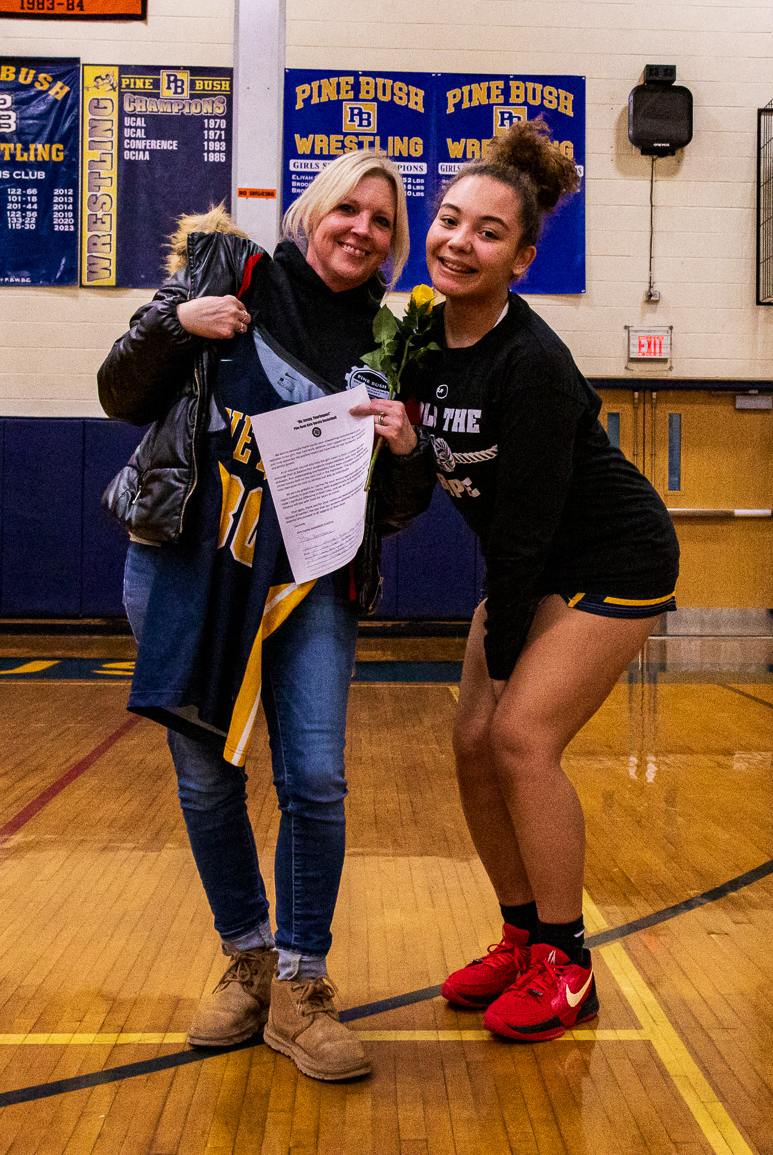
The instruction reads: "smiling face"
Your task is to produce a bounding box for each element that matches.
[425,174,536,305]
[305,174,397,292]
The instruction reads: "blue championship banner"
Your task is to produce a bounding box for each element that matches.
[283,70,584,295]
[440,74,585,295]
[81,64,232,288]
[0,57,79,286]
[283,70,436,292]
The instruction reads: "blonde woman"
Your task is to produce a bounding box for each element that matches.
[99,151,433,1080]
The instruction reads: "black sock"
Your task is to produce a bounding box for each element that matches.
[499,901,539,940]
[536,915,585,964]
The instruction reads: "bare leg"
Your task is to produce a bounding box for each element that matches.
[458,596,655,924]
[453,601,533,905]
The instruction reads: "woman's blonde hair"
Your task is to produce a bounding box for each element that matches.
[282,150,409,289]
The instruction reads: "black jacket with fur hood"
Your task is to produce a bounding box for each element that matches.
[98,208,435,614]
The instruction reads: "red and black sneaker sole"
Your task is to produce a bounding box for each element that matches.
[484,983,600,1042]
[440,981,502,1008]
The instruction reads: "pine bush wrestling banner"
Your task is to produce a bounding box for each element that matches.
[0,0,145,19]
[0,57,80,286]
[284,71,434,293]
[283,70,585,295]
[81,64,232,288]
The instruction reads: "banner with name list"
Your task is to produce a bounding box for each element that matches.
[283,69,585,295]
[81,63,233,288]
[283,70,436,293]
[0,56,80,286]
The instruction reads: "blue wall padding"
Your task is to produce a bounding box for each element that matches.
[0,422,4,591]
[82,419,145,616]
[1,418,84,615]
[376,533,399,618]
[0,418,478,620]
[389,485,477,619]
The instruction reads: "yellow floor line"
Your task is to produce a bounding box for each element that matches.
[448,685,459,702]
[583,892,755,1155]
[0,1032,190,1045]
[0,661,59,675]
[0,1028,648,1046]
[0,894,755,1154]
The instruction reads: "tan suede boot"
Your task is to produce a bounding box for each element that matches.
[263,975,371,1080]
[187,946,277,1047]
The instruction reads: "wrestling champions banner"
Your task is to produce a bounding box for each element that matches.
[284,70,585,295]
[0,57,79,286]
[81,64,233,288]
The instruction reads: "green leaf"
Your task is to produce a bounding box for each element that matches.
[373,306,398,343]
[360,349,386,372]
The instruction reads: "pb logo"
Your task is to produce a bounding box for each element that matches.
[161,70,189,99]
[494,107,527,134]
[0,94,17,134]
[343,102,377,132]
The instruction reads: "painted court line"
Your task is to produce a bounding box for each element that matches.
[0,875,767,1119]
[584,892,754,1155]
[0,715,142,844]
[0,1025,724,1052]
[0,677,767,1138]
[722,684,773,712]
[0,661,59,675]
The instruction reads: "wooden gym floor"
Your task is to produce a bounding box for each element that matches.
[0,629,771,1154]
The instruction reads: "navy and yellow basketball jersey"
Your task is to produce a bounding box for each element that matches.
[128,325,334,765]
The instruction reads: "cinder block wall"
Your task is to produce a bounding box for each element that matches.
[0,0,234,418]
[2,0,772,419]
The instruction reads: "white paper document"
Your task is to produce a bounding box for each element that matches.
[250,383,374,584]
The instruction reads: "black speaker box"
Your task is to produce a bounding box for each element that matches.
[628,84,693,156]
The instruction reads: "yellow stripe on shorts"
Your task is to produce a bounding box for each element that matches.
[602,591,676,606]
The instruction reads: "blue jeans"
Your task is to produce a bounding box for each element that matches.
[123,542,358,957]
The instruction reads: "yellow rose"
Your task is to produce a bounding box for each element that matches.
[410,284,434,311]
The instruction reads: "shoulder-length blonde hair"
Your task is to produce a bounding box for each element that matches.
[282,150,409,290]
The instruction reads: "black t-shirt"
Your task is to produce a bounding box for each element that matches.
[414,293,679,680]
[244,239,384,393]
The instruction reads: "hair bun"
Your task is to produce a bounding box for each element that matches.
[485,116,579,211]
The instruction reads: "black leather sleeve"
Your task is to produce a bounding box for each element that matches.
[97,268,203,426]
[97,232,265,426]
[374,427,436,535]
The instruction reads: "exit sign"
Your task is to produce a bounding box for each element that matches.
[628,327,672,360]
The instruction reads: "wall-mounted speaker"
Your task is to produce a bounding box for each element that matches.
[628,66,693,157]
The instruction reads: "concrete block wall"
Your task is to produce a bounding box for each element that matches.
[1,1,772,618]
[2,0,772,421]
[0,0,234,419]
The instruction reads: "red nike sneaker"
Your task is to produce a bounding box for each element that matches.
[441,925,531,1008]
[483,942,598,1041]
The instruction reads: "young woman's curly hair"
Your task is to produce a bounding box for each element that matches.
[444,116,580,247]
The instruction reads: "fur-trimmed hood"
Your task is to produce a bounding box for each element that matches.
[164,203,249,276]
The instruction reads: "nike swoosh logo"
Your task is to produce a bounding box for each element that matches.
[565,972,593,1008]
